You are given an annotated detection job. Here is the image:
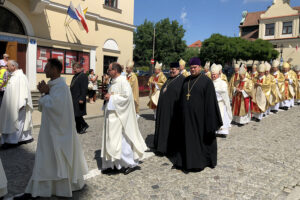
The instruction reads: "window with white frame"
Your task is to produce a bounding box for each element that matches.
[265,23,275,36]
[282,21,292,35]
[104,0,118,9]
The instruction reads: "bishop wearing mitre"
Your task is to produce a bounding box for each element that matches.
[280,62,297,110]
[270,60,285,113]
[179,59,190,77]
[147,62,167,119]
[0,60,33,149]
[232,67,253,126]
[126,60,140,114]
[264,62,279,115]
[228,64,240,99]
[204,61,211,77]
[101,62,147,175]
[211,64,232,136]
[251,64,271,122]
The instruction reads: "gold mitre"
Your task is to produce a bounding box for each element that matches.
[126,60,134,68]
[272,60,280,68]
[283,62,290,69]
[211,63,219,74]
[204,61,211,70]
[258,64,266,73]
[155,62,162,70]
[265,62,271,71]
[234,64,240,69]
[239,67,247,75]
[252,64,257,69]
[179,59,186,66]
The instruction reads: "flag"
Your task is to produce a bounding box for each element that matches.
[76,5,89,33]
[67,2,80,21]
[83,7,88,15]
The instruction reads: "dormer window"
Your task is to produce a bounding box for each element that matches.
[282,21,292,35]
[105,0,118,9]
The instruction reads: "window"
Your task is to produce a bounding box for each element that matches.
[37,46,90,74]
[282,21,292,35]
[104,0,118,8]
[265,23,275,36]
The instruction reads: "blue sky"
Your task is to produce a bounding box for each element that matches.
[134,0,299,45]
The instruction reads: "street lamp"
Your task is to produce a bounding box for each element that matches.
[280,44,284,63]
[0,0,5,5]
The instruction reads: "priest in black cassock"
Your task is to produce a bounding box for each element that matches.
[153,62,185,155]
[171,57,223,172]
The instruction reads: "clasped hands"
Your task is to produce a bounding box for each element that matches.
[37,80,50,94]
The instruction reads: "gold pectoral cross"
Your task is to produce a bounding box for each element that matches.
[186,93,191,100]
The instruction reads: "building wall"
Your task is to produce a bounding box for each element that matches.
[1,0,135,90]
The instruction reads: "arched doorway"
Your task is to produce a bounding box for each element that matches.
[0,6,27,72]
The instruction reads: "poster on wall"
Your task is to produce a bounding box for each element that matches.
[78,52,90,73]
[36,47,51,73]
[51,50,65,73]
[65,51,78,74]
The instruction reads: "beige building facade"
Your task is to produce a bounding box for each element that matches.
[240,0,300,66]
[0,0,135,90]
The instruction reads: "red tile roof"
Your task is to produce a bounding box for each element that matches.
[188,40,202,48]
[240,6,300,27]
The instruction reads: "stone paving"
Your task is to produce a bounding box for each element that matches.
[1,104,300,200]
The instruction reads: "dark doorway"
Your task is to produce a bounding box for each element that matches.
[0,41,7,59]
[0,7,25,35]
[103,55,118,74]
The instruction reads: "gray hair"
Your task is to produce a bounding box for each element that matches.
[9,60,19,68]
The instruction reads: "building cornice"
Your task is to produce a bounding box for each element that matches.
[31,0,136,31]
[260,13,300,20]
[264,36,300,41]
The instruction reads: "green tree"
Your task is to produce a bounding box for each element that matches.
[133,18,187,68]
[182,47,200,64]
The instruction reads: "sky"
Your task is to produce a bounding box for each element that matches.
[134,0,300,45]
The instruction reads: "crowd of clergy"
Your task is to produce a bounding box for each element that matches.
[0,53,299,199]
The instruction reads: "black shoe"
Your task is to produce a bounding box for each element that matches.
[18,138,34,145]
[80,125,89,134]
[0,143,18,150]
[237,124,244,127]
[283,107,289,111]
[123,166,141,175]
[216,134,227,138]
[270,110,278,114]
[101,168,117,175]
[13,193,38,200]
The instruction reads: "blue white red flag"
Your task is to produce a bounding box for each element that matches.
[67,1,80,21]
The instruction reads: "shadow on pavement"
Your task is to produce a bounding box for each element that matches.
[94,150,102,170]
[140,114,155,121]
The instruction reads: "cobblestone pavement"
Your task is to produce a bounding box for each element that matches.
[1,106,300,200]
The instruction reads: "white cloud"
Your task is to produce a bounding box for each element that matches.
[180,8,188,24]
[243,0,272,3]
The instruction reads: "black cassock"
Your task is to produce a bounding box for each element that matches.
[172,74,222,171]
[154,74,185,155]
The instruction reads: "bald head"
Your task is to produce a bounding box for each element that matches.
[7,60,19,72]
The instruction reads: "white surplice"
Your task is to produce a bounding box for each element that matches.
[101,75,147,169]
[0,158,7,197]
[213,78,232,135]
[0,69,33,144]
[25,77,88,198]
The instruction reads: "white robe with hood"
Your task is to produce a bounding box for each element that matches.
[101,75,147,169]
[25,77,88,198]
[0,69,33,144]
[0,158,7,197]
[213,78,232,135]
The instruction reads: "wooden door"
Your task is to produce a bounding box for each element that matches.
[5,41,18,60]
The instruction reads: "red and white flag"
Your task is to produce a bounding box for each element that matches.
[76,4,89,33]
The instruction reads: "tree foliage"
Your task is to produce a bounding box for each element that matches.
[199,34,279,65]
[134,18,187,67]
